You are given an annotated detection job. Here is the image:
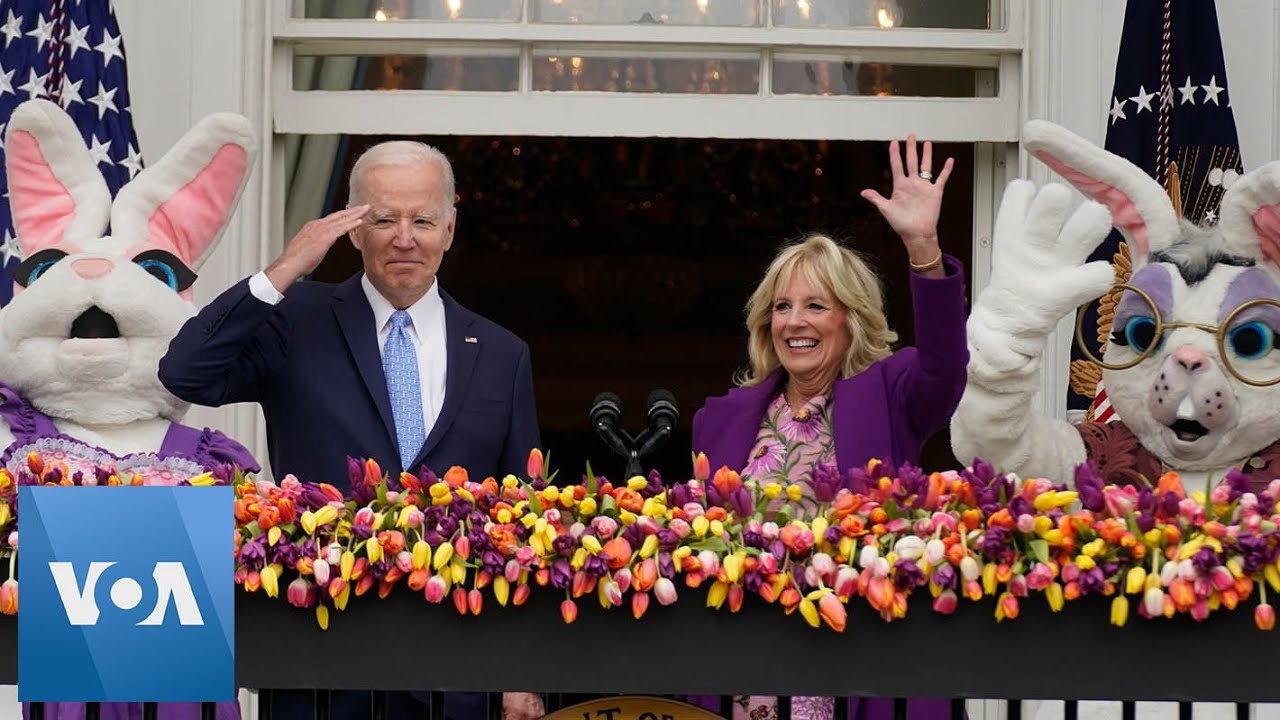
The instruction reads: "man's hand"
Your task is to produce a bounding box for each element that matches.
[264,204,369,292]
[503,692,545,720]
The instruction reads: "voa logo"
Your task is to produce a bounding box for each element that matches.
[48,561,205,626]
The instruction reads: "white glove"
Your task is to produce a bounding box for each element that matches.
[969,180,1117,374]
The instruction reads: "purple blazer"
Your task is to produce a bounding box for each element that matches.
[686,257,967,720]
[693,256,968,477]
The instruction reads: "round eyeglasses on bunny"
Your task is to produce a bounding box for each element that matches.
[1075,283,1280,387]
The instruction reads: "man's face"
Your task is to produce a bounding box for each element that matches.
[350,161,455,308]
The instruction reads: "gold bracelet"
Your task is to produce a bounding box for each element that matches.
[909,251,943,273]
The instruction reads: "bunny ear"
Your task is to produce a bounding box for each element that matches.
[1216,161,1280,269]
[1023,120,1180,264]
[110,112,256,272]
[4,99,112,255]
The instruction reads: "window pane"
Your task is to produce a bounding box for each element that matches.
[300,0,522,21]
[772,57,986,97]
[532,0,761,26]
[773,0,992,29]
[533,53,759,94]
[293,53,520,91]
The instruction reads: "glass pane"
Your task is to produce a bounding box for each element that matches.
[293,53,520,91]
[773,0,992,29]
[532,0,760,26]
[300,0,522,21]
[533,53,758,93]
[772,57,984,97]
[286,133,975,478]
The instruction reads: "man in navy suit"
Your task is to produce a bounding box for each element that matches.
[159,141,541,720]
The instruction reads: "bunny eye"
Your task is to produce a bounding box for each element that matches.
[14,249,68,287]
[131,250,196,291]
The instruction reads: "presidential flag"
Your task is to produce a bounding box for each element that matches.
[1069,0,1243,423]
[0,0,142,305]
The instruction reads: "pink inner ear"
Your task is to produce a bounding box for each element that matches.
[144,144,248,267]
[1035,150,1150,260]
[1251,204,1280,268]
[7,131,77,253]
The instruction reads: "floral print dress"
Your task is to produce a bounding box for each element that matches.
[734,392,837,720]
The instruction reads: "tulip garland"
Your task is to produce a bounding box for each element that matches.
[3,449,1280,633]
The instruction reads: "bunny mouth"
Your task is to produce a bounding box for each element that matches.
[1168,418,1210,443]
[68,306,121,340]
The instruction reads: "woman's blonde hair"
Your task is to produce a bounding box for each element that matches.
[738,234,897,387]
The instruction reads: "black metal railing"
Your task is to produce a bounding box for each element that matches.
[6,588,1279,718]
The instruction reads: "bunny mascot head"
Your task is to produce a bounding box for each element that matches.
[0,99,259,480]
[953,120,1280,490]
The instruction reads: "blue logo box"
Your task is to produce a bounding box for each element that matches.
[18,486,234,702]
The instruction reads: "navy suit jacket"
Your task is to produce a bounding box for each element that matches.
[159,274,540,491]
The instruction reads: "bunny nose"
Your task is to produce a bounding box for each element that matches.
[1172,344,1210,374]
[71,258,113,279]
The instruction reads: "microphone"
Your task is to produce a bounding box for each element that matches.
[636,389,679,459]
[588,392,632,460]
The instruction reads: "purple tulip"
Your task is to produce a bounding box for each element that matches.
[730,487,753,518]
[811,463,842,503]
[893,559,926,590]
[238,538,266,568]
[550,560,573,589]
[552,534,577,557]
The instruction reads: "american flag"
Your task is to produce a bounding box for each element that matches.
[0,0,141,305]
[1070,0,1243,424]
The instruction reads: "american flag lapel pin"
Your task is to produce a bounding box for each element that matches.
[465,336,478,344]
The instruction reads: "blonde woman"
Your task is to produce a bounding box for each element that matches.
[688,136,967,720]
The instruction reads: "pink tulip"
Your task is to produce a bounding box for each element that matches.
[654,577,678,606]
[1209,566,1234,592]
[313,559,330,586]
[505,559,521,583]
[698,550,720,575]
[834,567,859,599]
[613,568,633,593]
[424,575,448,603]
[395,551,413,574]
[286,578,316,608]
[668,519,691,539]
[932,589,958,615]
[1190,599,1210,622]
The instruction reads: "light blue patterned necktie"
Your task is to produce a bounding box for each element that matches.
[383,310,425,470]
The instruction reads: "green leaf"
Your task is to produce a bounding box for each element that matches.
[690,537,729,554]
[586,461,598,496]
[774,506,792,526]
[601,494,618,517]
[1029,539,1050,564]
[525,485,544,516]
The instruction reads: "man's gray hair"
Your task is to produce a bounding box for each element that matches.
[347,141,456,215]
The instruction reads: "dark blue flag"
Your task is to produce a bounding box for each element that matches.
[0,0,142,305]
[1070,0,1243,422]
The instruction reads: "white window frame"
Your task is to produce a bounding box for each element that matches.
[249,0,1075,429]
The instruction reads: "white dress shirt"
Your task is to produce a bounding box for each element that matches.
[249,271,449,435]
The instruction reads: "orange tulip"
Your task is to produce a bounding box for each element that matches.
[444,466,469,489]
[693,453,710,482]
[526,449,545,480]
[452,587,469,615]
[712,466,742,495]
[363,458,382,487]
[602,537,633,570]
[560,594,581,622]
[632,591,650,619]
[0,579,17,614]
[818,592,847,632]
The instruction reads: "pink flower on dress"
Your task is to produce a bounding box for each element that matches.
[744,441,784,477]
[779,404,824,443]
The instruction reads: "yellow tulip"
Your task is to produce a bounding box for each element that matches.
[1042,529,1064,545]
[571,548,587,570]
[300,511,317,535]
[260,565,280,598]
[582,536,603,554]
[316,604,329,630]
[520,513,537,529]
[497,509,512,524]
[450,558,466,584]
[619,510,637,526]
[627,476,649,491]
[798,598,820,628]
[706,580,729,609]
[672,546,692,564]
[1264,565,1280,593]
[432,542,453,571]
[1044,579,1064,607]
[429,482,450,499]
[334,583,351,611]
[413,540,431,569]
[639,535,659,559]
[543,486,560,504]
[529,535,546,557]
[340,551,355,581]
[982,562,997,595]
[494,576,510,606]
[723,554,742,583]
[578,498,598,516]
[366,537,383,564]
[268,526,281,547]
[313,506,338,527]
[1075,555,1096,572]
[811,517,829,543]
[709,520,725,538]
[189,473,215,487]
[502,474,519,488]
[692,516,709,538]
[1125,567,1146,594]
[1033,491,1078,512]
[838,537,855,561]
[1033,516,1052,534]
[1110,595,1129,627]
